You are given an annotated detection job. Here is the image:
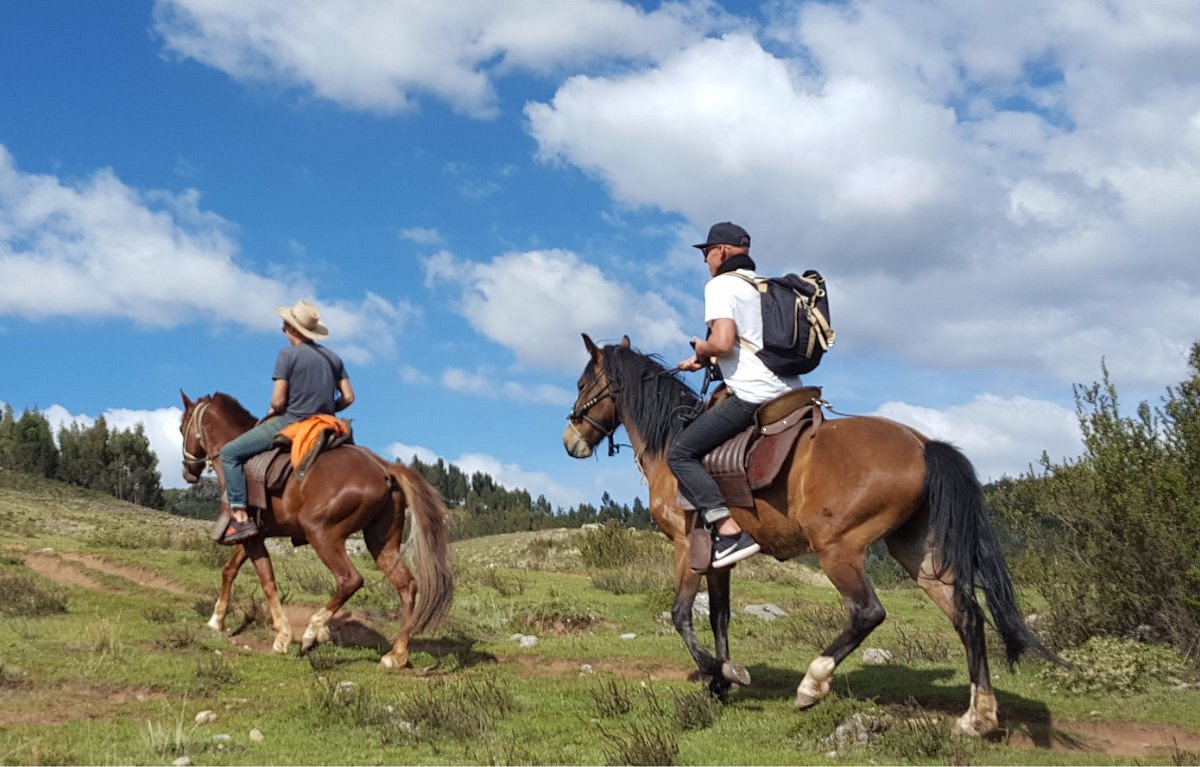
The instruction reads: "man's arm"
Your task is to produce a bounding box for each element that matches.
[334,378,355,412]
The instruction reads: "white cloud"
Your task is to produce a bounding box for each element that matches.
[424,249,685,371]
[441,368,573,406]
[0,145,414,359]
[152,0,718,118]
[398,226,443,246]
[875,394,1083,482]
[523,4,1200,390]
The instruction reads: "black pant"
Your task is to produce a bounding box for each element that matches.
[667,392,758,522]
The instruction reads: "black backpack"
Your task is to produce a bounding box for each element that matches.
[728,270,835,376]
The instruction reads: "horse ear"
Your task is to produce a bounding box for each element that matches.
[620,335,631,349]
[180,389,192,408]
[582,333,599,359]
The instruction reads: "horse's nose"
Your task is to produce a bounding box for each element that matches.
[561,426,593,459]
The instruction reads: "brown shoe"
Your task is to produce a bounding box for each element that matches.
[220,518,260,545]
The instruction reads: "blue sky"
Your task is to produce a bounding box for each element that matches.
[2,0,1198,511]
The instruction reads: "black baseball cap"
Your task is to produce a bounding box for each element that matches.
[693,221,751,250]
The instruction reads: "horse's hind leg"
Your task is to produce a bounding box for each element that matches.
[301,534,364,653]
[886,529,998,737]
[364,516,416,669]
[208,544,248,632]
[796,546,886,709]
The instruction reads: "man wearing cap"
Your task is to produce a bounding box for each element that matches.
[217,299,355,544]
[671,222,805,568]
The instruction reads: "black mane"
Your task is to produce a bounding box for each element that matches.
[602,344,701,460]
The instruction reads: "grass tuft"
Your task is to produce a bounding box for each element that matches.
[0,572,68,616]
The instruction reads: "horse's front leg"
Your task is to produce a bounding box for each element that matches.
[670,543,728,696]
[207,544,248,632]
[707,568,751,690]
[244,538,292,654]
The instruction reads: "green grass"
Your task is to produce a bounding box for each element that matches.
[1,469,1198,764]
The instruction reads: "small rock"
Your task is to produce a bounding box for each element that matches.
[579,663,594,675]
[172,757,192,766]
[509,633,525,641]
[194,710,217,725]
[38,547,56,554]
[518,634,539,648]
[862,648,894,665]
[618,633,637,641]
[333,680,357,704]
[211,734,232,743]
[821,713,888,749]
[249,728,264,742]
[743,604,787,622]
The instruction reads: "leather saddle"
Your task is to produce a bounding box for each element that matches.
[242,428,354,510]
[677,385,824,511]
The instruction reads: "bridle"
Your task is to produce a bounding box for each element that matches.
[566,372,622,457]
[181,400,212,482]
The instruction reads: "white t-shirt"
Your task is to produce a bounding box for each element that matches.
[704,269,804,404]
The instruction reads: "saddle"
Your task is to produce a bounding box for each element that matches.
[677,385,824,511]
[243,418,354,510]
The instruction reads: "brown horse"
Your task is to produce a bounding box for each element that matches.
[562,335,1050,737]
[179,391,454,667]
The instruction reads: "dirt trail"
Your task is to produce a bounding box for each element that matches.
[22,550,192,595]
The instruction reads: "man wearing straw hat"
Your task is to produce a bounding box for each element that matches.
[217,299,355,544]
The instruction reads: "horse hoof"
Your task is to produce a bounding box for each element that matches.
[721,661,751,686]
[380,652,409,669]
[206,615,223,632]
[794,692,821,710]
[952,714,997,738]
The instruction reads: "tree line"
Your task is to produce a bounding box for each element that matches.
[0,405,164,509]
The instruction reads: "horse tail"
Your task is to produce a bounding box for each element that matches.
[924,440,1052,666]
[388,463,455,636]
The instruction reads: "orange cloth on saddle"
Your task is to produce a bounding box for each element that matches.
[278,414,351,470]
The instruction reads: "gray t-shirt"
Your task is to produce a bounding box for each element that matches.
[272,342,347,424]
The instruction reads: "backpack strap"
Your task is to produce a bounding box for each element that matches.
[722,271,767,355]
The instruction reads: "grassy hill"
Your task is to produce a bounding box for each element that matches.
[1,469,1198,765]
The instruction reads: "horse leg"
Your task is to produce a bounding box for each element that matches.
[300,535,364,653]
[707,568,751,692]
[243,538,292,653]
[669,543,737,696]
[796,547,886,709]
[364,518,416,669]
[207,544,248,632]
[886,533,998,737]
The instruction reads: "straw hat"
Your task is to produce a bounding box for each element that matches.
[276,300,329,340]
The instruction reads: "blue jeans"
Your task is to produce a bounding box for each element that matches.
[219,416,286,509]
[667,393,759,524]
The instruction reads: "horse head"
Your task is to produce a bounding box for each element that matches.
[179,390,211,484]
[562,334,629,459]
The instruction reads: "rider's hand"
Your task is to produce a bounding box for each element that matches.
[678,355,704,372]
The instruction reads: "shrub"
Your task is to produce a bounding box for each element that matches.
[0,573,68,616]
[1039,636,1192,695]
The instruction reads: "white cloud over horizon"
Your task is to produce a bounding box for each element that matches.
[0,145,415,361]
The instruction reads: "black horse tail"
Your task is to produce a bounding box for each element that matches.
[924,440,1054,667]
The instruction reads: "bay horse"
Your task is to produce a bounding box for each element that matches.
[562,335,1050,737]
[179,391,454,668]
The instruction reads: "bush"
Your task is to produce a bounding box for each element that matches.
[995,350,1200,657]
[1039,636,1192,695]
[0,573,68,617]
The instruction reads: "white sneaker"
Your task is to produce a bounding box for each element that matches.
[711,531,760,569]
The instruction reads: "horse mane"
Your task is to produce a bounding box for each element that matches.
[602,344,701,460]
[208,391,258,430]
